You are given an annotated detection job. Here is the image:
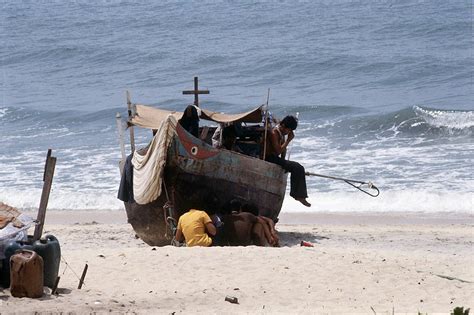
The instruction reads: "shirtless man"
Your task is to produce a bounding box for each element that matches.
[264,115,311,207]
[241,203,279,247]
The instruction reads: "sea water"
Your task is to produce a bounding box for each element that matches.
[1,1,472,213]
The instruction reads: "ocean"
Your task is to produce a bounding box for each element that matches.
[1,1,472,213]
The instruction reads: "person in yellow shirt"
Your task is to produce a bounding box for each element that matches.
[175,209,216,247]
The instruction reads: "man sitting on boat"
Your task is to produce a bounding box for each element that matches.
[175,209,217,247]
[264,115,311,207]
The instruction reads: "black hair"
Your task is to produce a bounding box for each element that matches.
[241,203,259,216]
[178,105,200,137]
[220,198,241,215]
[229,199,241,212]
[280,115,298,130]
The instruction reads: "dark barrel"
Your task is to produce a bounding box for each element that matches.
[33,235,61,288]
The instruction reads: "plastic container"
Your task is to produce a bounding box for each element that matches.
[0,235,60,288]
[0,237,33,287]
[10,249,44,298]
[33,235,61,288]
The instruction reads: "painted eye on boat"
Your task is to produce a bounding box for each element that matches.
[191,146,198,156]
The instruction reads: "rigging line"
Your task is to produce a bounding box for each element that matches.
[306,171,380,197]
[344,180,380,197]
[60,255,83,283]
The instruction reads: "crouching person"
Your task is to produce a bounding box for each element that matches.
[175,209,216,247]
[241,203,279,247]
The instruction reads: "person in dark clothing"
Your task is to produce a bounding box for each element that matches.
[117,153,134,203]
[264,115,311,207]
[178,105,200,138]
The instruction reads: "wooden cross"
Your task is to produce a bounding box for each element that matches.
[182,76,209,107]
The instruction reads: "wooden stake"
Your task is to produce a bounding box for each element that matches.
[34,149,56,241]
[78,264,88,289]
[51,276,60,295]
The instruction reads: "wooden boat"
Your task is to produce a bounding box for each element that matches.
[117,82,288,246]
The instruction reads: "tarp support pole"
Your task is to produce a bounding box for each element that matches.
[116,113,126,174]
[127,90,136,153]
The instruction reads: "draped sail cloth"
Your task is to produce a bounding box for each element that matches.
[129,104,263,129]
[132,115,177,205]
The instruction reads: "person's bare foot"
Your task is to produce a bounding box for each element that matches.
[296,197,311,207]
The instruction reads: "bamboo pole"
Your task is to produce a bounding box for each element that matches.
[116,113,126,167]
[33,149,56,241]
[126,91,136,153]
[116,112,126,175]
[262,88,270,161]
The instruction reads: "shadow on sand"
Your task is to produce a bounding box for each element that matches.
[279,231,329,247]
[0,287,73,301]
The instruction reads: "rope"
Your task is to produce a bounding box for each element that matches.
[162,179,171,238]
[262,89,270,160]
[162,178,179,244]
[60,254,85,287]
[305,171,380,197]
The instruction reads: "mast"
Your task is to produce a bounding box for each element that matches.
[182,76,209,107]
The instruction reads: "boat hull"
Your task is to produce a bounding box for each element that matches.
[124,124,288,246]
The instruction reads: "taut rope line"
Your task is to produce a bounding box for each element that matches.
[305,172,380,197]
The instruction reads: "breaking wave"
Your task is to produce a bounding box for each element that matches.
[413,105,474,129]
[294,105,474,141]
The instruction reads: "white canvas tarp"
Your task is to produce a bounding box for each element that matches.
[132,115,178,205]
[129,104,263,129]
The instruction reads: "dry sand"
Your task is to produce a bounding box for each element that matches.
[0,210,472,314]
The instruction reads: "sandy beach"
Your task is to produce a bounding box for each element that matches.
[1,210,472,314]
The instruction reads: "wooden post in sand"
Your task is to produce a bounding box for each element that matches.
[78,264,88,289]
[126,91,136,153]
[33,149,57,241]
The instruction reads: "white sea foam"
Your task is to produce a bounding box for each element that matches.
[282,190,473,213]
[0,188,123,211]
[0,108,7,118]
[414,106,474,129]
[1,184,472,214]
[294,138,474,194]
